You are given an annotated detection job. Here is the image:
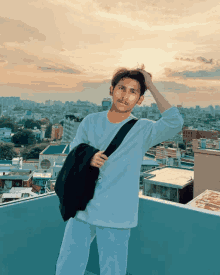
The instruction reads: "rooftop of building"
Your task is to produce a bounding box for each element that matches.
[187,189,220,212]
[0,169,33,180]
[0,160,12,165]
[33,172,52,178]
[144,166,194,188]
[42,144,70,155]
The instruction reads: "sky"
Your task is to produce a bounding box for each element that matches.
[0,0,220,107]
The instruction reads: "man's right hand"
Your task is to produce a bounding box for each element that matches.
[90,151,108,168]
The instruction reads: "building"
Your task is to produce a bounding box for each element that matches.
[155,146,182,167]
[32,171,52,194]
[38,144,70,174]
[192,138,220,198]
[32,113,42,121]
[32,127,42,141]
[0,127,12,139]
[141,157,159,172]
[142,166,194,204]
[187,189,220,212]
[45,100,54,106]
[40,125,47,140]
[0,169,34,191]
[1,187,37,203]
[24,110,32,119]
[61,114,83,144]
[183,128,219,144]
[102,97,112,111]
[51,124,63,140]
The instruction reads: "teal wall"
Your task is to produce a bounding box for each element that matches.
[0,192,220,275]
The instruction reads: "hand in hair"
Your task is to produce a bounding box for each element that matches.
[135,64,153,90]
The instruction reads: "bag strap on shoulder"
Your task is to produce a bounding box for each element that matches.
[103,118,138,158]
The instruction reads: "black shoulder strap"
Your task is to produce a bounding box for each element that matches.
[103,118,138,157]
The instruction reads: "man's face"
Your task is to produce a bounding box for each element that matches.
[110,77,144,112]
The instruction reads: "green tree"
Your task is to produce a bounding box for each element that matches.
[0,116,20,133]
[12,129,36,146]
[24,119,41,130]
[13,106,23,111]
[21,143,49,160]
[178,143,186,150]
[25,147,42,160]
[0,143,18,160]
[45,123,52,138]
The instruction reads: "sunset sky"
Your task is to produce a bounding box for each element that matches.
[0,0,220,107]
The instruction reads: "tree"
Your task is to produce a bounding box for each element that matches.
[45,123,52,138]
[0,117,17,132]
[0,143,18,160]
[178,143,186,150]
[21,143,49,160]
[13,106,23,111]
[11,129,36,146]
[24,119,41,130]
[24,147,42,160]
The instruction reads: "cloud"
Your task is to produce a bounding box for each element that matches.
[175,68,220,79]
[175,56,219,65]
[37,65,81,74]
[163,55,220,80]
[164,66,220,79]
[0,16,46,44]
[0,0,220,107]
[0,41,83,76]
[94,0,213,17]
[154,81,197,93]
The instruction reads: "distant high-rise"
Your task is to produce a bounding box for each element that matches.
[208,105,215,117]
[102,97,112,111]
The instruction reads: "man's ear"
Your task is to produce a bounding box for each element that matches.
[110,86,113,95]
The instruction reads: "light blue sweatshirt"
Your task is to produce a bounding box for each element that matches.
[69,106,184,228]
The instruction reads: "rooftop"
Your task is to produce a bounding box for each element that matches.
[187,189,220,212]
[33,172,52,178]
[63,144,70,154]
[0,169,33,180]
[0,160,12,165]
[145,167,194,188]
[0,190,219,275]
[42,144,68,155]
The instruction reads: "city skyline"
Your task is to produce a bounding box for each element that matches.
[0,0,220,107]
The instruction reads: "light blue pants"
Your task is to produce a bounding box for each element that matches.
[55,217,131,275]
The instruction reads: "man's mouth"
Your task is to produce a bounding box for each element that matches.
[118,101,127,105]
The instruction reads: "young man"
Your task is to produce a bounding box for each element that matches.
[56,65,184,275]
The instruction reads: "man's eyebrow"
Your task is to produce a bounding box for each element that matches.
[118,84,138,91]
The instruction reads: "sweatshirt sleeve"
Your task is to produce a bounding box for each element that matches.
[145,106,184,149]
[69,115,90,152]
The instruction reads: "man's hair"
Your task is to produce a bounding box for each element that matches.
[111,65,152,99]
